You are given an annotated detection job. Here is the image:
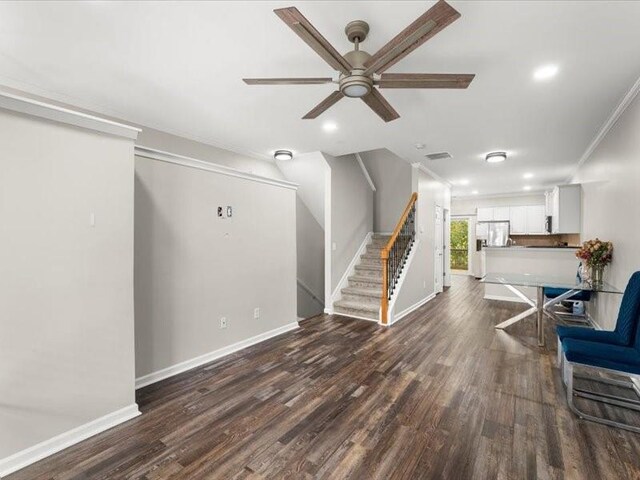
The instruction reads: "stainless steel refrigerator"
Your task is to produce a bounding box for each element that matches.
[476,221,510,247]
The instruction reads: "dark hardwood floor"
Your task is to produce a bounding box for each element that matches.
[9,276,640,479]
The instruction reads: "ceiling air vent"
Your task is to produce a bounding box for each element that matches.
[425,152,452,161]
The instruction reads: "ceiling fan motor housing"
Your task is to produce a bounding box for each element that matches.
[340,49,373,97]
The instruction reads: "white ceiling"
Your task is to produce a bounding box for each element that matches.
[1,1,640,197]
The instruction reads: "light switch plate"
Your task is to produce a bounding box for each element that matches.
[254,308,260,319]
[220,317,227,329]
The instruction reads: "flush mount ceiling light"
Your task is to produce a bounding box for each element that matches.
[274,150,293,161]
[323,122,338,132]
[523,172,534,179]
[458,179,470,186]
[523,185,532,191]
[471,190,479,195]
[485,151,507,163]
[533,64,558,81]
[414,143,426,150]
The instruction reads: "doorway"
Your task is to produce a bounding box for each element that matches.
[450,217,471,274]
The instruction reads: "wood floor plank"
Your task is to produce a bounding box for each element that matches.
[7,276,640,479]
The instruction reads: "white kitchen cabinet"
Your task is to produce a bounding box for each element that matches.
[477,207,493,222]
[509,206,527,234]
[545,191,554,217]
[550,184,581,234]
[493,206,510,221]
[526,205,546,234]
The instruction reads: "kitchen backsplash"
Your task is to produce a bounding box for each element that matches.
[511,233,580,247]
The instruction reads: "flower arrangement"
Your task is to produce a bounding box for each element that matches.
[576,238,613,285]
[575,238,613,267]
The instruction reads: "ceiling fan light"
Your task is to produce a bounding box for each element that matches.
[274,150,293,161]
[343,84,370,98]
[485,151,507,163]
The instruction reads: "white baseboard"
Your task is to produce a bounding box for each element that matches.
[135,321,299,389]
[484,294,530,304]
[390,292,436,325]
[331,232,373,305]
[0,404,140,478]
[324,306,334,315]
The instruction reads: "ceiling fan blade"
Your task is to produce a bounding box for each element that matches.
[378,73,475,89]
[274,7,352,75]
[243,78,334,85]
[302,91,344,119]
[361,89,400,122]
[363,0,460,75]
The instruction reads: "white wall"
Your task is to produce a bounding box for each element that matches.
[324,153,374,294]
[134,155,297,380]
[451,193,545,216]
[359,149,412,232]
[393,166,451,319]
[0,110,136,462]
[571,86,640,329]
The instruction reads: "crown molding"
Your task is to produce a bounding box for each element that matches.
[569,75,640,181]
[135,146,298,190]
[0,90,140,140]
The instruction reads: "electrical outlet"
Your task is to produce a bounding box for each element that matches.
[254,308,260,319]
[220,317,227,329]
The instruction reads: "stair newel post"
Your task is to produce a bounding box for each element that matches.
[381,247,389,325]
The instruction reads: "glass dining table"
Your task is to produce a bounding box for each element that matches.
[481,272,622,347]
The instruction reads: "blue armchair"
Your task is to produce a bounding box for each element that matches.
[558,271,640,432]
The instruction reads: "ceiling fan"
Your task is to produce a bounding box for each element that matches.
[243,0,475,122]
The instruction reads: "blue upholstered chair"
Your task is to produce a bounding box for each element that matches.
[558,271,640,432]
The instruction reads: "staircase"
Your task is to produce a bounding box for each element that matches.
[333,234,390,321]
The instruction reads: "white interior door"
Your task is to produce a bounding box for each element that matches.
[435,205,444,294]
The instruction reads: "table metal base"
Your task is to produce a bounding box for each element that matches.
[494,285,582,347]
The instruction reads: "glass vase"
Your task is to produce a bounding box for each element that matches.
[591,265,604,287]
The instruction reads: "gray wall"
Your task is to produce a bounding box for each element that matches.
[359,149,412,232]
[134,155,297,378]
[324,153,374,293]
[0,109,136,459]
[296,196,325,319]
[571,90,640,330]
[394,166,451,316]
[276,151,328,318]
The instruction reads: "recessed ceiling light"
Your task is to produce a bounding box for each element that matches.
[523,185,531,191]
[458,179,470,186]
[485,151,507,163]
[415,143,426,150]
[471,190,479,195]
[533,64,558,81]
[323,122,338,132]
[523,172,534,179]
[274,150,293,161]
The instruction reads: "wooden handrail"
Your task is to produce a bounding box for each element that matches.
[380,192,418,325]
